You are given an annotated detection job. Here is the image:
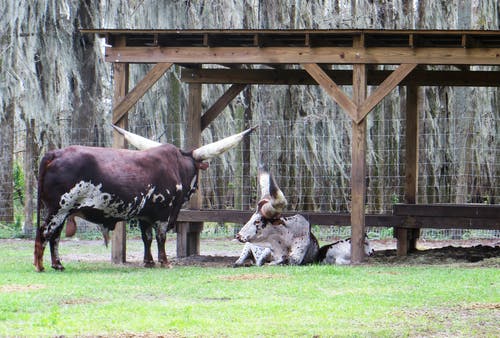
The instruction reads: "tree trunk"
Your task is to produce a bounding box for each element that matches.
[23,119,36,235]
[0,100,15,223]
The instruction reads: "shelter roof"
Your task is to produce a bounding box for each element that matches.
[82,29,500,48]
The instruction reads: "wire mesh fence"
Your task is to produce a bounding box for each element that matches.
[5,108,500,240]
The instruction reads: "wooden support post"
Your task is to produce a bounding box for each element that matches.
[111,36,129,264]
[177,82,203,257]
[242,86,253,211]
[350,36,367,264]
[397,85,420,255]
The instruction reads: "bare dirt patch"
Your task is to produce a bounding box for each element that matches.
[218,273,285,281]
[169,238,500,268]
[17,238,500,268]
[0,284,46,293]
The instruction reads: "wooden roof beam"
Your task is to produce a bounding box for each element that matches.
[180,68,500,86]
[105,46,500,65]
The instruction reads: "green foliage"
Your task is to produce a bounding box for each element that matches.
[0,240,498,337]
[13,162,25,206]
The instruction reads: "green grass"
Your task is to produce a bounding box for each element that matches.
[0,240,498,337]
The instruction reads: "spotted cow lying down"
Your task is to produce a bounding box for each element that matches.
[317,236,375,265]
[233,167,319,267]
[234,166,375,267]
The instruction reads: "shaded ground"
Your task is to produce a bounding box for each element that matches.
[173,239,500,268]
[51,238,500,268]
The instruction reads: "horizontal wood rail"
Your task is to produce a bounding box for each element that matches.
[393,204,500,230]
[177,204,500,230]
[177,209,403,227]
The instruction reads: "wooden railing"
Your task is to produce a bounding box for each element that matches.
[392,204,500,230]
[178,204,500,230]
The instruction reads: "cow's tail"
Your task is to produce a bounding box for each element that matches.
[37,152,55,230]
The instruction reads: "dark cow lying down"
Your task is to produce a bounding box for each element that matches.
[35,125,255,272]
[234,167,374,267]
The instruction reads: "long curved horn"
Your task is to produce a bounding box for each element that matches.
[112,125,162,150]
[258,166,287,219]
[192,126,257,161]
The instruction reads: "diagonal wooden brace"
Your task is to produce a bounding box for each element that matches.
[112,63,173,124]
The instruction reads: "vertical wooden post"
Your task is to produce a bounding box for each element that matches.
[242,86,253,210]
[396,85,420,255]
[350,36,367,264]
[111,36,129,264]
[177,82,203,257]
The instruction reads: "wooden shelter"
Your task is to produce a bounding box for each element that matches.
[82,29,500,263]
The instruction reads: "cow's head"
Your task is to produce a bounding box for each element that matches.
[236,166,287,243]
[364,234,375,256]
[112,124,257,168]
[346,234,375,257]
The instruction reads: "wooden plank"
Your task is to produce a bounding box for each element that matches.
[181,68,500,86]
[396,85,420,255]
[176,209,404,227]
[200,84,247,130]
[177,83,203,258]
[393,204,500,218]
[350,35,367,264]
[398,216,500,230]
[112,62,172,124]
[175,209,500,230]
[395,228,409,256]
[302,63,357,121]
[111,37,129,265]
[404,86,419,205]
[357,64,417,122]
[105,46,500,65]
[83,29,500,41]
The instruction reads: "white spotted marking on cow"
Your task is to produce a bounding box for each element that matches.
[176,183,182,191]
[152,193,165,203]
[47,181,159,233]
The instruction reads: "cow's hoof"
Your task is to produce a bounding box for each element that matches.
[51,264,65,271]
[35,265,45,272]
[160,262,172,269]
[144,261,155,268]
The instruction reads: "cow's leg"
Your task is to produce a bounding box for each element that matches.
[233,242,254,267]
[288,238,309,265]
[336,257,351,265]
[139,221,155,267]
[34,211,65,272]
[49,225,65,271]
[34,223,48,272]
[155,222,170,268]
[251,245,272,266]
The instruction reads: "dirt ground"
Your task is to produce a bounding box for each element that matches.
[54,237,500,268]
